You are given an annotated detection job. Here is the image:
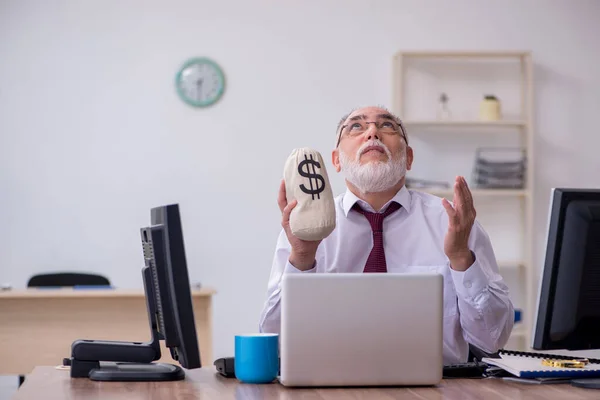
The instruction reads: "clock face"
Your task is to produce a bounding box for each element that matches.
[175,58,225,107]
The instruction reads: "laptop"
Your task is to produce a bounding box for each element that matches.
[279,272,443,387]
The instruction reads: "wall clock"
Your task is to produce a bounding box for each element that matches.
[175,57,225,107]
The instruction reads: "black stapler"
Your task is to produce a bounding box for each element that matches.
[214,356,282,378]
[214,357,236,378]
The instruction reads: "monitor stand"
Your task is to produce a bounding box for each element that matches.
[571,379,600,389]
[68,267,184,381]
[87,362,183,381]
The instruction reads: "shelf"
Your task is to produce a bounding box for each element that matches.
[512,325,527,338]
[411,188,528,198]
[397,51,530,59]
[498,262,525,270]
[403,120,526,128]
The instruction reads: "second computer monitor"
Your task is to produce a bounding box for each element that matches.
[147,203,201,369]
[532,188,600,351]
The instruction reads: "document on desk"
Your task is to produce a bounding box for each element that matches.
[501,376,571,385]
[482,355,600,379]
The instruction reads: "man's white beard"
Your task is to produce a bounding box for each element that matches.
[339,139,407,194]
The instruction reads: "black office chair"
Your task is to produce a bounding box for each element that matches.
[27,272,110,287]
[19,272,111,386]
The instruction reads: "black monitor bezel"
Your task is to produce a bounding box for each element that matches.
[533,188,600,350]
[150,204,201,369]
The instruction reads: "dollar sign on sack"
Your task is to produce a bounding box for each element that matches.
[298,154,325,200]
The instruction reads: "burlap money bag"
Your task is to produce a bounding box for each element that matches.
[283,148,336,241]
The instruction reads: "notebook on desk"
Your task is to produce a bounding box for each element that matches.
[483,350,600,379]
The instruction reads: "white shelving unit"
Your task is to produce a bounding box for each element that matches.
[404,120,527,128]
[393,51,534,351]
[417,188,528,198]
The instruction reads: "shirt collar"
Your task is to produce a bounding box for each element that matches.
[342,185,412,217]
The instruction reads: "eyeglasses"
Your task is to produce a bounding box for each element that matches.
[336,119,408,147]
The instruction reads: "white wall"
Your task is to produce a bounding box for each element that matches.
[1,0,599,360]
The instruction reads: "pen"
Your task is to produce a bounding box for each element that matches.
[541,358,589,368]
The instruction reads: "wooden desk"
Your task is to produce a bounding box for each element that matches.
[0,288,215,375]
[12,366,600,400]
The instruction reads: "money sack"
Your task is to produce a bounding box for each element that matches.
[283,148,336,241]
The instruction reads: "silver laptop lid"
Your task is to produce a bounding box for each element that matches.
[280,273,443,387]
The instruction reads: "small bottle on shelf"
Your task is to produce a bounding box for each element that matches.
[437,93,452,120]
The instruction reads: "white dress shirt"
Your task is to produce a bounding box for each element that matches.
[258,185,514,365]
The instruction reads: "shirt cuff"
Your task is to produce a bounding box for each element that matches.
[285,260,317,274]
[450,257,489,299]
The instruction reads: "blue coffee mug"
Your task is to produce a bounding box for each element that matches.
[234,333,279,384]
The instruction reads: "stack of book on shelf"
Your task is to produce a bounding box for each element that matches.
[472,147,526,189]
[483,350,600,384]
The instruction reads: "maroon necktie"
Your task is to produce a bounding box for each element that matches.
[353,202,402,273]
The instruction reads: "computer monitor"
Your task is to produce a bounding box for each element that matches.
[533,188,600,351]
[68,203,201,381]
